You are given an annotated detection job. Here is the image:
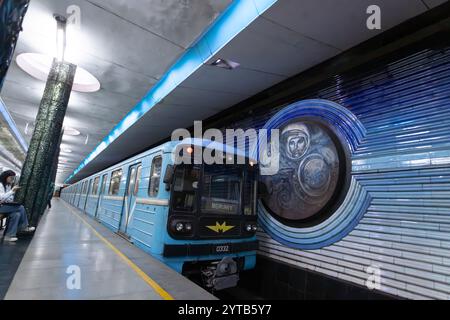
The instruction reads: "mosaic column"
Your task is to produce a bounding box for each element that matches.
[0,0,30,91]
[37,130,63,216]
[15,60,76,225]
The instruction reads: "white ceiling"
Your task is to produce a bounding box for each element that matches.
[67,0,447,182]
[0,0,447,184]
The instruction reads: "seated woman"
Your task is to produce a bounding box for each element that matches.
[0,170,35,242]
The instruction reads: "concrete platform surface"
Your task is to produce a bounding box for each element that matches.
[5,199,215,300]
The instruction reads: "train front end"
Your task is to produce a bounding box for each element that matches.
[161,140,259,291]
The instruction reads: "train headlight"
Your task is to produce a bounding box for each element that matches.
[175,222,184,232]
[245,223,257,233]
[170,219,194,235]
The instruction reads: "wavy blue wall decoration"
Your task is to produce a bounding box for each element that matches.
[230,46,450,299]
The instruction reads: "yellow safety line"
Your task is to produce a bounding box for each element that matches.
[61,201,174,300]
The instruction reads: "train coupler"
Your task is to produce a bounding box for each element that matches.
[201,257,239,291]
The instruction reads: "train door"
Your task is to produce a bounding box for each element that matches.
[71,186,75,204]
[76,184,82,206]
[72,186,76,205]
[119,163,141,236]
[77,182,84,207]
[94,174,108,219]
[83,180,91,212]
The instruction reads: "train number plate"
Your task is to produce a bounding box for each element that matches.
[215,245,230,253]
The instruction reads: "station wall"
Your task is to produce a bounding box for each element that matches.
[222,39,450,299]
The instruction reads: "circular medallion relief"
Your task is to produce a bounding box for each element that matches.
[260,119,347,226]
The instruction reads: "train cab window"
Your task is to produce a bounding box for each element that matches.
[201,165,240,215]
[148,156,162,197]
[109,169,122,195]
[92,177,100,195]
[134,165,142,196]
[171,165,200,212]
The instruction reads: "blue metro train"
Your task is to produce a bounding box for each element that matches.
[60,139,259,290]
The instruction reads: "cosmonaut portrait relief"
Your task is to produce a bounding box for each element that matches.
[260,120,341,222]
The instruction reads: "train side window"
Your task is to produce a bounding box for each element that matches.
[100,174,107,195]
[92,177,100,195]
[134,165,142,196]
[109,169,123,195]
[82,181,87,195]
[127,166,137,196]
[148,156,162,197]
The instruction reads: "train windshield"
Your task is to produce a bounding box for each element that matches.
[171,164,257,216]
[201,165,241,215]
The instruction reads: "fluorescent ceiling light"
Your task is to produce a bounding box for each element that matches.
[63,127,81,136]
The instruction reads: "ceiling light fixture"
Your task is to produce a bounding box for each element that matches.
[16,53,101,93]
[211,58,240,70]
[63,126,81,136]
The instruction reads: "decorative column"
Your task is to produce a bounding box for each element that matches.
[0,0,30,91]
[38,129,63,215]
[15,60,76,225]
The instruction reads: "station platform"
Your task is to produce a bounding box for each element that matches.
[3,199,215,300]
